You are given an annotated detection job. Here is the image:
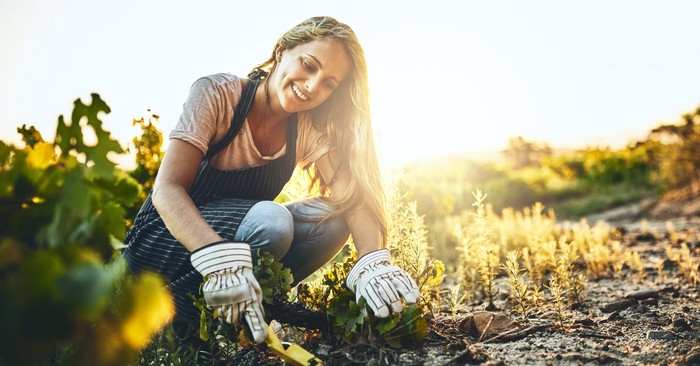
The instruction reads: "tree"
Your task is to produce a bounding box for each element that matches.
[502,136,553,169]
[647,104,700,190]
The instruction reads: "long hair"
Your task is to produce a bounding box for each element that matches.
[253,16,387,244]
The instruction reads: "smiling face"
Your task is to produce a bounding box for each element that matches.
[268,38,352,114]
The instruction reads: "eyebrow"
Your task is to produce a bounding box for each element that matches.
[306,54,340,84]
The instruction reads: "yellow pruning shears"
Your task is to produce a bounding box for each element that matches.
[265,324,323,366]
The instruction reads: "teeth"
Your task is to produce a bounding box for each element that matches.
[292,84,308,101]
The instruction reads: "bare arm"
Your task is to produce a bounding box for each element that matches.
[315,151,383,258]
[151,139,223,251]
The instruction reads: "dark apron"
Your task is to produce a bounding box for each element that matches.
[123,74,298,322]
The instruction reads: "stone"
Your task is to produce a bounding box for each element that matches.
[604,311,621,322]
[459,311,520,340]
[635,233,656,241]
[602,299,638,312]
[574,317,596,327]
[686,350,700,365]
[646,331,678,340]
[672,317,694,332]
[625,289,659,300]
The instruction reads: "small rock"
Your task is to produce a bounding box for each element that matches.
[458,311,519,339]
[625,289,659,300]
[315,344,332,356]
[574,317,596,327]
[687,350,700,364]
[605,311,621,322]
[682,306,691,313]
[672,317,694,331]
[602,299,638,312]
[597,354,622,363]
[636,305,649,313]
[647,331,678,340]
[482,361,506,366]
[662,259,678,270]
[636,232,656,241]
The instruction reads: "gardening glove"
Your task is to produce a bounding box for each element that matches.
[190,241,267,343]
[346,249,421,318]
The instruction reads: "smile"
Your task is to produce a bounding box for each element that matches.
[292,84,309,101]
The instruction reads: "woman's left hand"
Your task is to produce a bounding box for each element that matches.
[346,249,420,318]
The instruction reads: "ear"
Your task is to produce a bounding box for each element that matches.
[275,48,285,63]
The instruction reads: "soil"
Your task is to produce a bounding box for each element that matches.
[233,190,700,366]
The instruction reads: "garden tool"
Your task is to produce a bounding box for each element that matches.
[265,324,323,366]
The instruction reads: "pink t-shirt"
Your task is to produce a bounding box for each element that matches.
[170,73,330,170]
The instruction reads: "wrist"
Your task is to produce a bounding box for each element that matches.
[190,241,252,277]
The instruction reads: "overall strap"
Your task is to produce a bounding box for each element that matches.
[204,75,260,160]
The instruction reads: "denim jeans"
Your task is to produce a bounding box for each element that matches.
[233,197,350,284]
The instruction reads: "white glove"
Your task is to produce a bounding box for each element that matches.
[346,249,421,318]
[190,241,267,343]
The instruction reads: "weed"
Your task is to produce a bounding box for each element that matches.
[547,276,573,331]
[502,251,531,316]
[665,243,700,286]
[445,284,468,317]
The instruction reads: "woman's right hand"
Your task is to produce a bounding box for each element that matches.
[190,241,268,343]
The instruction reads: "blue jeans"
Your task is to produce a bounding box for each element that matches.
[233,198,350,284]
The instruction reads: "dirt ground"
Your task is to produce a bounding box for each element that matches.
[428,192,699,366]
[234,192,700,366]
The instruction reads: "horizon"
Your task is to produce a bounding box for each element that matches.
[2,1,700,166]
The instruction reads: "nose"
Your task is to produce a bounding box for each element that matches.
[304,75,320,93]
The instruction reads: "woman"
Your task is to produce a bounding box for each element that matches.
[123,16,419,344]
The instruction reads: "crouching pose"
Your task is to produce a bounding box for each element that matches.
[122,16,419,344]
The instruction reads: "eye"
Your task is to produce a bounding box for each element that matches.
[302,59,316,72]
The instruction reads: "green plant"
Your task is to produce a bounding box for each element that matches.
[128,111,163,208]
[468,190,500,309]
[0,94,172,366]
[386,184,445,313]
[547,276,572,331]
[445,284,468,317]
[502,251,531,316]
[665,243,700,287]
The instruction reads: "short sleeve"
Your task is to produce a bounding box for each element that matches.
[169,75,240,155]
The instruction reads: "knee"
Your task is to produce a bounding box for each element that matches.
[320,214,350,246]
[242,201,294,259]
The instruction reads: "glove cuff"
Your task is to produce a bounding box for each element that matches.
[190,241,252,277]
[346,248,390,290]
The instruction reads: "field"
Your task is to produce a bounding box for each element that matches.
[193,191,697,366]
[2,98,698,366]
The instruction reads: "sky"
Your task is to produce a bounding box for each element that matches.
[2,0,700,165]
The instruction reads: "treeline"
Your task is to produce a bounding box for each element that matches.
[397,104,700,258]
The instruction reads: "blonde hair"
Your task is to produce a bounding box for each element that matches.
[254,16,387,244]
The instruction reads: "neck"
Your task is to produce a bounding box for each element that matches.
[249,80,290,127]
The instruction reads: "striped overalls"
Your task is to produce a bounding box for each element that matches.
[123,77,304,322]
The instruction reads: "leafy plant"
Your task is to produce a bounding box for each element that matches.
[128,111,164,210]
[0,94,173,366]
